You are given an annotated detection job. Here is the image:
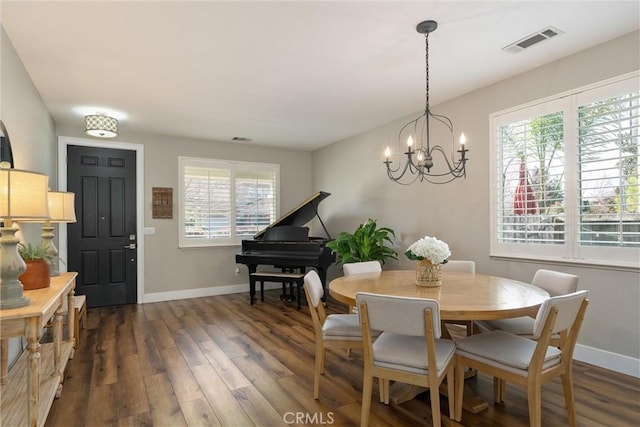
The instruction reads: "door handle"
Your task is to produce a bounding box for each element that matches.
[125,243,137,249]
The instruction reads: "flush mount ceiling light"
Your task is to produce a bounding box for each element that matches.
[384,20,468,185]
[85,114,118,138]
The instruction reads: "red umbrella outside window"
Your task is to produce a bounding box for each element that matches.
[513,161,538,215]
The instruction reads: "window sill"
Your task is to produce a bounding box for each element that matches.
[490,253,640,272]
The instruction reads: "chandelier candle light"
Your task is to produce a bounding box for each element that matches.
[384,20,468,184]
[405,236,451,287]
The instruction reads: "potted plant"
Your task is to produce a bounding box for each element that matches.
[327,218,397,265]
[17,242,53,290]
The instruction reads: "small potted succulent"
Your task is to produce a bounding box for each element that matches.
[17,242,53,290]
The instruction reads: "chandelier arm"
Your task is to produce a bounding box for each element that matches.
[424,146,466,177]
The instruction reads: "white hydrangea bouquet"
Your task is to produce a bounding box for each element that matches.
[405,236,451,264]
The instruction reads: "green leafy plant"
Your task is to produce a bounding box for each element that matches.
[17,242,55,261]
[327,218,397,265]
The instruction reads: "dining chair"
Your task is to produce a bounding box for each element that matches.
[440,260,477,337]
[441,260,475,274]
[453,290,589,426]
[343,261,382,314]
[343,260,382,276]
[356,292,456,427]
[475,269,579,342]
[303,270,367,399]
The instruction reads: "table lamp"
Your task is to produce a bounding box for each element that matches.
[0,167,50,309]
[40,191,76,276]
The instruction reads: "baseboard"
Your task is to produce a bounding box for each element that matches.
[142,282,281,303]
[143,285,639,379]
[574,343,640,378]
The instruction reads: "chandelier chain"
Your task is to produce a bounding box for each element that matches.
[425,33,430,114]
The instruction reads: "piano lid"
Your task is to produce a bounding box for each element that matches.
[253,191,331,240]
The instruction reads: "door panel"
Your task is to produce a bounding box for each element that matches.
[67,145,137,308]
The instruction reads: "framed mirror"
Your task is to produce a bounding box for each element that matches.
[0,120,15,168]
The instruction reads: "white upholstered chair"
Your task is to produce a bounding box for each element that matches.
[441,260,476,274]
[303,270,365,399]
[343,261,382,314]
[441,260,476,337]
[343,260,382,276]
[356,292,456,427]
[475,269,579,341]
[454,290,589,426]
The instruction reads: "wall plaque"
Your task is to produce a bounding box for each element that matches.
[152,187,173,219]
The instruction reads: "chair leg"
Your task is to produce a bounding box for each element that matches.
[454,359,465,421]
[379,378,389,404]
[429,377,442,426]
[313,342,323,399]
[493,377,506,403]
[360,373,373,427]
[446,364,455,421]
[527,379,542,427]
[561,371,577,427]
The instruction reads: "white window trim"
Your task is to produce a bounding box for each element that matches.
[178,156,280,248]
[490,71,640,270]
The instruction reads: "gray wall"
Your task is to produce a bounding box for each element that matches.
[55,124,313,295]
[313,31,640,363]
[1,26,57,365]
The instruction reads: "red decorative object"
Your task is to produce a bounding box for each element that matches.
[514,162,538,215]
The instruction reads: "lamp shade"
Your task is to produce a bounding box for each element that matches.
[47,191,77,223]
[0,169,50,221]
[85,114,118,138]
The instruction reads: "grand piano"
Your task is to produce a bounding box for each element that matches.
[235,191,335,304]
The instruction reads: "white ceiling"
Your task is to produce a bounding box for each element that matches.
[2,1,639,150]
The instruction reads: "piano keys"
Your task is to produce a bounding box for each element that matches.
[235,191,335,305]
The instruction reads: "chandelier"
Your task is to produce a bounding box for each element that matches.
[384,20,468,184]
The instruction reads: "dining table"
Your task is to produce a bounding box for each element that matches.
[329,269,550,412]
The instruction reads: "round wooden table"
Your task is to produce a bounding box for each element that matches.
[329,270,550,321]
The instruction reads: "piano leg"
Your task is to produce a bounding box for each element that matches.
[247,264,257,304]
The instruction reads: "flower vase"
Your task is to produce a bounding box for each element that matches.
[415,259,442,287]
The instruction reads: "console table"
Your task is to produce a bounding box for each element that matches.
[0,272,77,427]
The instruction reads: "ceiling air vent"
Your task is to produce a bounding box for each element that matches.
[232,136,252,142]
[502,26,563,54]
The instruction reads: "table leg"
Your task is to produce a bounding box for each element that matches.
[388,372,489,414]
[0,338,7,385]
[26,320,41,427]
[67,289,76,357]
[53,304,63,377]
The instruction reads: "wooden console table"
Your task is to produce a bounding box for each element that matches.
[0,272,77,427]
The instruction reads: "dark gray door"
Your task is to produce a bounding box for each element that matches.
[67,145,137,307]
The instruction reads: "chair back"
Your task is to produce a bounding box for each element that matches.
[303,270,324,308]
[303,270,328,337]
[356,293,442,338]
[531,269,579,296]
[441,260,475,274]
[343,261,382,276]
[533,290,589,338]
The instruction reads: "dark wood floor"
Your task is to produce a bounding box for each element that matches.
[45,289,639,427]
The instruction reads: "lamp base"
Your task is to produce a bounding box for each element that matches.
[0,293,30,309]
[0,226,30,310]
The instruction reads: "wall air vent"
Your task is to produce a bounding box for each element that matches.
[502,26,563,54]
[232,136,252,142]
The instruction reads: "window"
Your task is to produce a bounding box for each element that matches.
[179,157,279,247]
[491,73,639,267]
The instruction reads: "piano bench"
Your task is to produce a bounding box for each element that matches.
[250,272,305,310]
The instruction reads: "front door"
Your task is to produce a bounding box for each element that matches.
[67,145,137,308]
